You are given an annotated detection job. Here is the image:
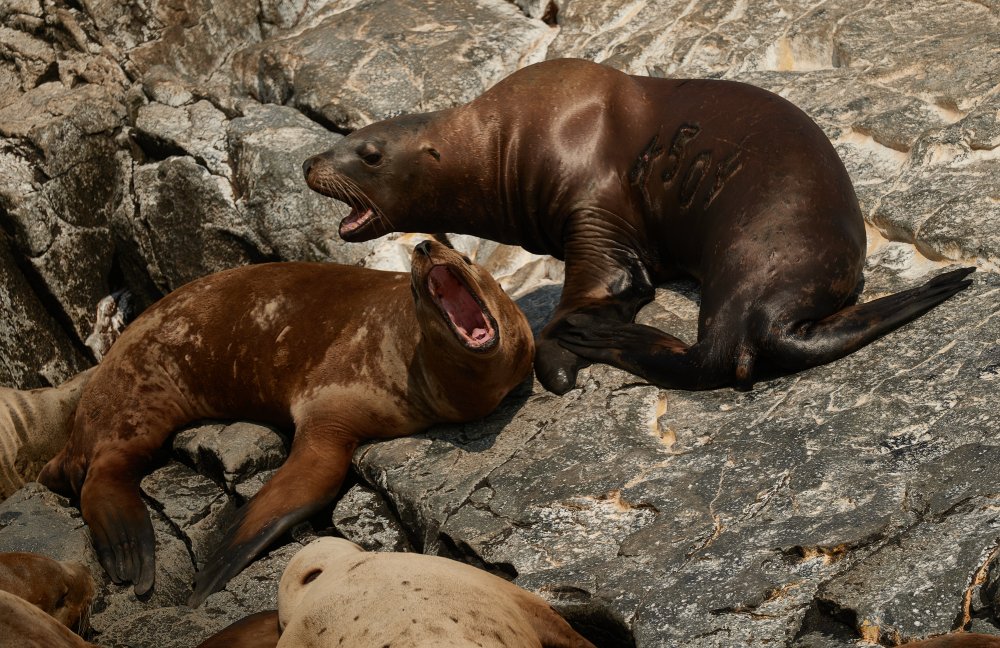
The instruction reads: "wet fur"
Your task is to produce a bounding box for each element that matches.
[304,58,973,394]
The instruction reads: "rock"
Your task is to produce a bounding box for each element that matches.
[331,484,413,553]
[231,0,555,131]
[227,102,379,266]
[140,462,238,570]
[0,0,996,644]
[0,237,88,388]
[173,422,287,494]
[129,155,264,291]
[0,483,98,575]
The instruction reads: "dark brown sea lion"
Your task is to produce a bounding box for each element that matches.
[38,240,534,606]
[0,552,95,632]
[276,537,596,647]
[903,634,1000,647]
[196,610,280,648]
[303,57,974,395]
[0,590,97,648]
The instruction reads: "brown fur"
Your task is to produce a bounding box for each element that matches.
[196,610,280,648]
[0,590,97,648]
[277,538,595,648]
[0,552,94,632]
[0,369,93,500]
[305,58,973,395]
[39,241,533,605]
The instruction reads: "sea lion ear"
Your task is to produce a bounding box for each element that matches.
[423,146,441,161]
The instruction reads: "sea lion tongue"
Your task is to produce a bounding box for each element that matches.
[340,206,374,234]
[427,265,495,346]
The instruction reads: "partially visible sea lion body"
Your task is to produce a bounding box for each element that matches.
[0,369,94,500]
[303,57,974,394]
[903,634,1000,647]
[277,537,596,647]
[0,552,95,632]
[39,240,534,606]
[0,590,97,648]
[196,610,280,648]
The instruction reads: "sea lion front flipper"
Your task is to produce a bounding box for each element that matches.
[79,461,156,596]
[188,434,355,607]
[536,219,656,395]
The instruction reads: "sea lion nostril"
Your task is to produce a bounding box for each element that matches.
[415,240,432,256]
[302,157,314,178]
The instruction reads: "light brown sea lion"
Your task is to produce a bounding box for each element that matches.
[196,610,280,648]
[39,240,534,606]
[0,552,95,633]
[276,537,596,647]
[0,369,94,500]
[0,590,98,648]
[903,634,1000,647]
[303,57,974,395]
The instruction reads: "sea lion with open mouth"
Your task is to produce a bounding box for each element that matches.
[38,239,533,606]
[303,57,974,395]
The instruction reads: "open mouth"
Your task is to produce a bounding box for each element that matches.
[427,265,498,350]
[339,205,375,236]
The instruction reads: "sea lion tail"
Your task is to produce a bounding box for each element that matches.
[763,266,975,370]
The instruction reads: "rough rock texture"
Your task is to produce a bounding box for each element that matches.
[0,0,997,647]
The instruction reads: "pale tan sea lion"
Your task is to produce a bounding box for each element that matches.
[903,634,1000,647]
[0,369,93,500]
[276,537,596,647]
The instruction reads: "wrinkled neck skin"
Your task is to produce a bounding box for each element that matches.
[419,104,569,258]
[410,313,527,423]
[421,67,654,261]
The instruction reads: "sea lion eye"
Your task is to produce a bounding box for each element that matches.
[357,143,383,166]
[426,147,441,161]
[302,568,322,585]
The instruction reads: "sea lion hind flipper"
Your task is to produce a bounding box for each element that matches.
[80,473,155,595]
[763,266,975,370]
[557,315,724,390]
[195,610,280,648]
[189,439,354,607]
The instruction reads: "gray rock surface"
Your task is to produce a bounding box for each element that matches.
[0,0,997,646]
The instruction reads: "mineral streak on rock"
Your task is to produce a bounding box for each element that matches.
[0,0,997,646]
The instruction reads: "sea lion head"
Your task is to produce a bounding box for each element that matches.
[278,537,363,632]
[303,112,454,242]
[0,553,95,633]
[409,239,505,355]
